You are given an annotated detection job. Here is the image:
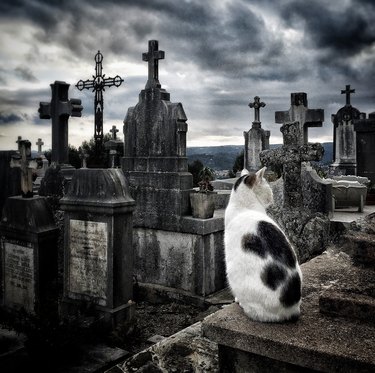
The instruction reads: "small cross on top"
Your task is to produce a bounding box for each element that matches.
[341,84,355,106]
[248,96,266,123]
[110,125,119,140]
[142,40,165,89]
[36,138,44,154]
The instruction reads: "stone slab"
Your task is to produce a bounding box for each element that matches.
[180,209,224,235]
[202,249,375,373]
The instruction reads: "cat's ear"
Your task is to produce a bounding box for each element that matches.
[255,167,267,182]
[240,169,250,176]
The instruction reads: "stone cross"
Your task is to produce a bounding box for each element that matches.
[79,148,89,169]
[110,125,119,140]
[275,92,324,145]
[341,84,355,106]
[36,138,44,154]
[16,136,22,152]
[10,140,38,198]
[249,96,266,125]
[260,121,324,209]
[142,40,165,89]
[39,81,83,165]
[76,51,124,149]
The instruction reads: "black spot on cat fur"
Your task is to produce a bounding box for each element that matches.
[261,263,287,290]
[233,174,257,191]
[280,273,301,307]
[241,233,266,257]
[257,221,296,268]
[233,175,247,191]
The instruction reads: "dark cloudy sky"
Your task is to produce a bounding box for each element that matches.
[0,0,374,150]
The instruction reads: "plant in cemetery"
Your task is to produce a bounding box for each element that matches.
[198,166,215,193]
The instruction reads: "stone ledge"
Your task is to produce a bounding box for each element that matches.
[180,209,224,235]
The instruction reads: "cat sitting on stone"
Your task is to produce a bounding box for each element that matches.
[224,167,302,322]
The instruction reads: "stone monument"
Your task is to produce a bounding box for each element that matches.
[0,140,58,316]
[38,80,83,197]
[33,138,49,194]
[105,125,123,168]
[243,96,270,172]
[275,92,324,145]
[122,40,225,299]
[60,168,135,328]
[331,85,364,175]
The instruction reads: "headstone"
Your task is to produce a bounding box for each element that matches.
[260,121,330,262]
[0,196,58,315]
[60,169,135,328]
[243,96,270,172]
[105,125,123,168]
[76,51,124,150]
[354,112,375,184]
[79,147,89,169]
[122,40,193,231]
[331,84,364,175]
[33,138,49,194]
[38,81,82,197]
[275,92,324,145]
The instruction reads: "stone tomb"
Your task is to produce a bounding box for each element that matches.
[0,196,58,315]
[122,40,226,299]
[60,169,135,328]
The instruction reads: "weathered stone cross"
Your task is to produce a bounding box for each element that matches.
[79,148,89,169]
[142,40,165,89]
[110,125,119,140]
[341,84,355,106]
[10,139,38,198]
[260,121,324,209]
[76,51,124,148]
[36,138,44,154]
[39,81,83,165]
[16,136,22,152]
[249,96,266,124]
[275,92,324,145]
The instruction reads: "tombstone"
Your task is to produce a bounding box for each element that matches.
[260,121,330,262]
[354,112,375,184]
[331,85,364,176]
[33,138,49,194]
[38,81,82,197]
[0,141,58,315]
[275,92,324,145]
[122,40,226,298]
[60,168,135,328]
[243,96,270,172]
[79,147,89,169]
[105,125,123,168]
[76,51,124,151]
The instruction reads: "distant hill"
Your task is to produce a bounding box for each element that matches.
[187,143,333,170]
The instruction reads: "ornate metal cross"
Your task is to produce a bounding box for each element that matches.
[36,138,44,154]
[76,51,124,148]
[341,84,355,106]
[10,140,38,198]
[249,96,266,124]
[39,81,82,164]
[110,125,119,140]
[142,40,165,89]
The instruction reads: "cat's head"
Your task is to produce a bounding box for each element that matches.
[232,167,274,207]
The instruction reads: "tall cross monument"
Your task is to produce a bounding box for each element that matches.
[76,51,124,149]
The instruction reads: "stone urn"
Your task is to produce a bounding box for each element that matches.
[190,191,216,219]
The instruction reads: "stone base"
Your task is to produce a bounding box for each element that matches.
[133,210,226,297]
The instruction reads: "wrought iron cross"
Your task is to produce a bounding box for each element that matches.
[248,96,266,123]
[76,51,124,148]
[341,84,355,106]
[110,125,119,140]
[142,40,165,89]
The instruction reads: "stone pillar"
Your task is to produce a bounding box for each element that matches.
[60,169,135,329]
[0,196,58,316]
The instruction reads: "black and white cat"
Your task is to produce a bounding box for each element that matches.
[224,167,302,322]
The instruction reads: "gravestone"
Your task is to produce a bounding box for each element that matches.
[79,147,89,169]
[122,40,225,298]
[0,140,58,315]
[33,138,49,194]
[260,121,330,262]
[354,112,375,184]
[60,168,135,328]
[38,81,82,197]
[105,125,123,168]
[243,96,270,172]
[275,92,324,145]
[76,51,124,151]
[331,85,364,175]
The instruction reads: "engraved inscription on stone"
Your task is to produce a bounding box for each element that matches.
[4,243,35,312]
[69,220,108,304]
